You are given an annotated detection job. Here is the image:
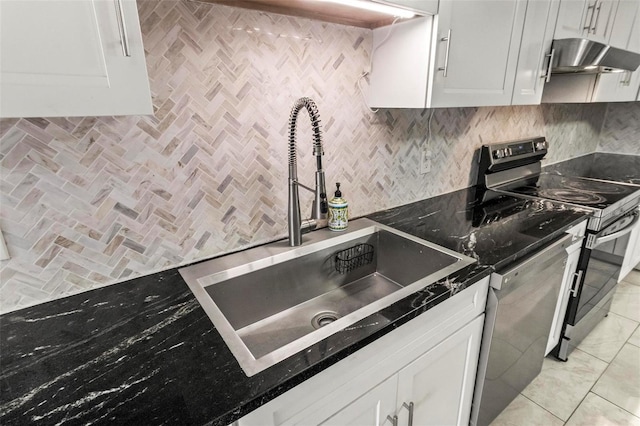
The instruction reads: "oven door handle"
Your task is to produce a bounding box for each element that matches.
[593,212,640,247]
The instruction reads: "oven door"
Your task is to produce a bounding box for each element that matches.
[575,209,640,324]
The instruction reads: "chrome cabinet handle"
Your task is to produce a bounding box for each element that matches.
[438,29,452,77]
[402,402,414,426]
[115,0,131,57]
[542,48,555,82]
[584,2,596,33]
[592,2,603,33]
[386,414,398,426]
[591,3,602,34]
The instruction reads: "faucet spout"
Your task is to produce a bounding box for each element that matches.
[287,97,328,247]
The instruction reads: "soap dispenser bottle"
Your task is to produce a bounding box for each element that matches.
[328,182,348,231]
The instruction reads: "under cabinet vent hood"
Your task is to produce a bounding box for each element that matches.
[551,38,640,74]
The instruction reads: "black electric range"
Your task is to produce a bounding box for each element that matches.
[477,137,640,361]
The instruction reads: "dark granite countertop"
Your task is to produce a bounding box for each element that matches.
[0,186,588,426]
[368,187,588,271]
[544,152,640,185]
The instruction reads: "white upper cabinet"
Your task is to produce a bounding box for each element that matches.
[368,0,527,108]
[512,0,561,105]
[429,0,527,107]
[592,0,640,102]
[554,0,619,43]
[368,17,434,108]
[607,0,640,50]
[0,0,153,118]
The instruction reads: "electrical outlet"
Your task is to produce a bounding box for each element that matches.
[420,148,432,174]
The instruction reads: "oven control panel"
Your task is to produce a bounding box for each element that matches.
[490,138,547,161]
[477,137,548,187]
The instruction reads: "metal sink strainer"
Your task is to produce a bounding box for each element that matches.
[311,311,340,329]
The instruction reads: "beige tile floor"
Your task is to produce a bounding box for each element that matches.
[491,267,640,426]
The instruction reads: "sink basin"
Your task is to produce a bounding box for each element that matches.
[179,219,476,376]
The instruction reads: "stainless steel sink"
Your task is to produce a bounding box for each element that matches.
[179,219,476,376]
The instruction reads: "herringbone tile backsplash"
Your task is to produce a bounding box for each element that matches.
[0,1,612,313]
[598,102,640,155]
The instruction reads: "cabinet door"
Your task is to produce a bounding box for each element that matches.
[319,375,398,426]
[512,0,561,105]
[588,0,619,43]
[607,0,640,50]
[546,239,583,355]
[429,0,527,107]
[592,71,640,102]
[554,0,617,42]
[554,0,591,38]
[620,209,640,281]
[592,1,640,102]
[368,17,434,108]
[395,315,484,426]
[0,0,152,118]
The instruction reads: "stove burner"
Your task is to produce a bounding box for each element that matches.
[564,179,628,194]
[538,188,607,205]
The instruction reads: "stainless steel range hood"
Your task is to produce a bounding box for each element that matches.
[551,38,640,74]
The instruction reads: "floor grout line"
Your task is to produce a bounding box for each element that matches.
[559,347,610,425]
[520,393,565,424]
[561,319,639,424]
[592,392,640,421]
[513,319,638,425]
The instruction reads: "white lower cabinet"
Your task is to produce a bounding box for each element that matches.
[547,220,587,355]
[620,207,640,280]
[234,278,489,426]
[320,374,398,425]
[322,316,483,426]
[395,315,483,426]
[546,239,584,355]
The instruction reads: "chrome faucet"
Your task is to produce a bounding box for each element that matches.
[287,97,328,246]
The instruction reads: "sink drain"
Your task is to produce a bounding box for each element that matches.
[311,311,340,329]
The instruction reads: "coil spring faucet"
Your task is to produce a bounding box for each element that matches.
[287,97,328,246]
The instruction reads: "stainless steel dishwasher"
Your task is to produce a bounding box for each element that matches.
[470,233,573,426]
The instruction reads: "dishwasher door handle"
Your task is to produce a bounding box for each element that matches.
[490,233,573,290]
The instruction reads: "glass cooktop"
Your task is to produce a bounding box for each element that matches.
[496,173,639,211]
[543,154,640,186]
